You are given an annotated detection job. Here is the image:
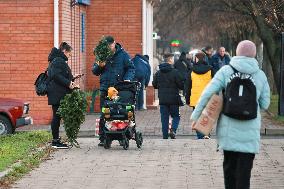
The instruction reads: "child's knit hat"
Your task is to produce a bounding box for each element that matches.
[108,87,118,98]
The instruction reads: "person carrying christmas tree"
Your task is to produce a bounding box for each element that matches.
[92,36,135,146]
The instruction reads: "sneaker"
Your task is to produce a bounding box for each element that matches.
[98,141,104,147]
[203,136,210,139]
[51,141,69,149]
[169,129,176,139]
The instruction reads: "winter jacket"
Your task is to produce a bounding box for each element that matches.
[92,43,135,92]
[152,63,184,105]
[174,54,191,79]
[48,47,61,62]
[191,56,270,154]
[185,61,212,107]
[132,54,151,87]
[47,51,73,105]
[211,53,231,75]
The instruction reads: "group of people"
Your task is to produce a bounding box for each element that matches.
[153,45,231,140]
[153,40,270,189]
[45,36,270,189]
[46,36,150,148]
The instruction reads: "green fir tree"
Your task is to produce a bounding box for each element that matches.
[57,90,87,148]
[93,36,113,62]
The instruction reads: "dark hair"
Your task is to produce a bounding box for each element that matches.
[163,53,174,62]
[204,45,213,51]
[195,51,206,61]
[59,42,72,52]
[104,36,115,44]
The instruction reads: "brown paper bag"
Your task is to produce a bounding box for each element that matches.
[195,94,223,136]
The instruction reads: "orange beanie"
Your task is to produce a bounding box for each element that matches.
[108,87,118,98]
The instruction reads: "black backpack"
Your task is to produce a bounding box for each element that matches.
[34,70,49,96]
[223,65,258,120]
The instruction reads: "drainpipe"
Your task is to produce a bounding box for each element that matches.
[54,0,59,48]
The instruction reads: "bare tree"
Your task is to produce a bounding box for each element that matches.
[154,0,283,93]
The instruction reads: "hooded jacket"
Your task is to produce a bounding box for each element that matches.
[191,56,270,154]
[174,53,191,79]
[132,54,151,87]
[92,43,135,91]
[152,63,184,105]
[185,61,212,106]
[47,49,73,105]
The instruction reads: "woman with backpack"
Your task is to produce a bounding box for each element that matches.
[47,42,78,149]
[190,40,270,189]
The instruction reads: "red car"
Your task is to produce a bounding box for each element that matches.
[0,98,33,135]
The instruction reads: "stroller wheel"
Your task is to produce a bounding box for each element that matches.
[104,138,112,149]
[135,131,143,148]
[122,138,129,150]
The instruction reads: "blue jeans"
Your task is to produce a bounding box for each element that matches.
[196,131,205,139]
[160,105,180,139]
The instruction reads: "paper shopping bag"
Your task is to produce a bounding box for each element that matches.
[195,94,223,136]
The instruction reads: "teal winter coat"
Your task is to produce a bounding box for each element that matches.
[191,56,270,154]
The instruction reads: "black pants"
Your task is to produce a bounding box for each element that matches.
[223,150,255,189]
[99,90,107,142]
[51,104,61,140]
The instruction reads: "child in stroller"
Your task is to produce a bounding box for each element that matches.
[101,81,143,150]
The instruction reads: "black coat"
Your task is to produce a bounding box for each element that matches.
[152,63,184,105]
[174,54,191,79]
[47,51,73,105]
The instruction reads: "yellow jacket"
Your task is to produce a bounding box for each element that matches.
[190,70,212,107]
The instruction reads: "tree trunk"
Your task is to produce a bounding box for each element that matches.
[251,14,281,93]
[263,45,278,94]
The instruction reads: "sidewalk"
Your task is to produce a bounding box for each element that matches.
[12,138,284,189]
[18,106,284,137]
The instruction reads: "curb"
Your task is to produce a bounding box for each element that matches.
[69,129,284,138]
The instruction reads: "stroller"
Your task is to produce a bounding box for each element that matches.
[101,81,143,150]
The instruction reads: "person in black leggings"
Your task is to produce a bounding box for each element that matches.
[47,42,78,149]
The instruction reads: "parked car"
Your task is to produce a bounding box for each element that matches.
[0,98,33,135]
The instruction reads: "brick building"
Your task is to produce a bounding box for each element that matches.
[0,0,155,124]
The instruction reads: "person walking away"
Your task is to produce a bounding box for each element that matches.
[211,47,231,75]
[47,42,79,149]
[152,53,184,139]
[92,36,135,146]
[174,52,191,96]
[184,51,213,139]
[132,54,151,110]
[191,40,270,189]
[174,52,191,80]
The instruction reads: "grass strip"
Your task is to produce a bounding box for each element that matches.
[268,95,284,124]
[0,131,53,187]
